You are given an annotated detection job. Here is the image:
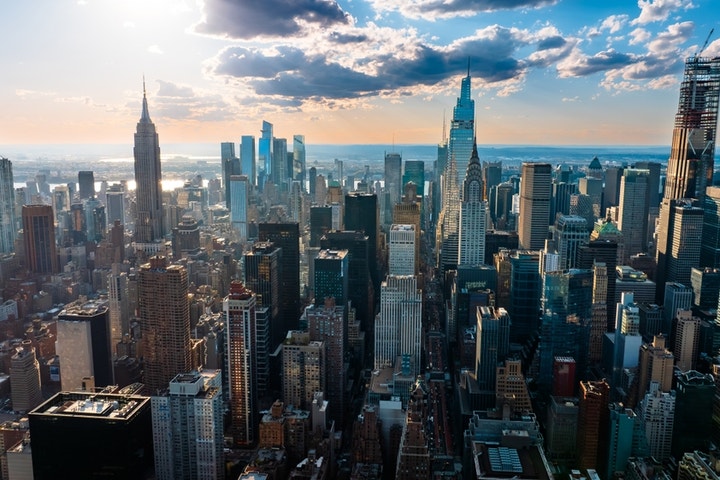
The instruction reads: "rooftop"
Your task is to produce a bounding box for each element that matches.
[30,392,149,421]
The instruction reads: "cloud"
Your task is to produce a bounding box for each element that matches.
[369,0,557,19]
[631,0,693,26]
[558,49,638,78]
[147,45,164,55]
[148,80,234,122]
[629,27,651,45]
[194,0,350,39]
[15,89,56,98]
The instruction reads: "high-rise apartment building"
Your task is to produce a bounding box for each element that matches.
[133,83,164,243]
[224,281,257,447]
[656,56,720,301]
[518,163,552,250]
[459,143,486,266]
[637,335,674,404]
[22,204,58,274]
[139,256,192,394]
[638,382,675,461]
[282,330,325,411]
[56,299,113,390]
[673,309,700,372]
[0,158,17,254]
[577,379,610,470]
[152,370,224,480]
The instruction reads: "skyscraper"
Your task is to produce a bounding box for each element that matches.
[224,281,257,447]
[259,120,273,179]
[656,56,720,301]
[384,152,402,224]
[9,342,42,413]
[518,163,552,250]
[448,68,474,187]
[438,153,460,272]
[618,168,650,262]
[78,170,95,200]
[577,379,610,470]
[282,330,325,411]
[388,224,416,276]
[314,249,349,307]
[222,142,241,209]
[475,306,510,402]
[638,382,675,461]
[259,222,300,337]
[271,137,287,186]
[555,215,589,270]
[133,82,164,243]
[230,175,249,240]
[665,199,703,287]
[22,204,58,274]
[402,160,424,197]
[139,256,192,394]
[292,134,306,185]
[0,159,17,254]
[240,135,256,186]
[701,186,720,267]
[459,143,486,266]
[152,370,224,480]
[344,193,379,290]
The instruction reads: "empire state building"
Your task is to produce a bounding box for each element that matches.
[134,82,164,243]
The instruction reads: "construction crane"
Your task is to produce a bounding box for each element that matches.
[696,28,714,58]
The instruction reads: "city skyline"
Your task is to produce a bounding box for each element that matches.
[2,0,720,147]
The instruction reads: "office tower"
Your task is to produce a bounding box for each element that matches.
[310,206,332,247]
[495,359,532,413]
[491,181,515,229]
[395,381,430,480]
[56,299,113,390]
[615,266,656,305]
[243,241,280,338]
[224,281,258,446]
[690,267,720,310]
[84,196,105,242]
[518,163,552,250]
[508,250,541,343]
[292,135,306,184]
[701,186,720,267]
[344,193,379,289]
[618,168,650,261]
[638,301,663,338]
[483,161,502,201]
[240,135,256,186]
[352,404,383,466]
[171,216,200,258]
[108,264,130,354]
[550,182,577,223]
[320,231,373,333]
[388,224,416,276]
[589,262,608,363]
[259,120,273,178]
[78,170,94,199]
[672,370,714,458]
[229,175,249,240]
[475,306,510,404]
[402,160,424,198]
[449,69,475,187]
[0,159,17,254]
[555,215,589,270]
[374,275,422,375]
[673,309,700,371]
[538,269,593,390]
[613,292,642,391]
[9,342,41,413]
[29,390,153,479]
[578,175,603,211]
[459,143,487,266]
[69,202,87,245]
[545,396,579,463]
[661,282,692,339]
[133,83,164,243]
[578,240,618,331]
[52,184,71,216]
[282,330,325,411]
[308,166,317,198]
[604,166,624,212]
[384,152,402,224]
[152,370,223,480]
[222,147,241,210]
[139,256,192,394]
[314,249,349,308]
[221,141,235,164]
[438,153,461,272]
[656,57,720,300]
[105,183,125,226]
[21,204,58,274]
[569,193,596,232]
[259,222,300,336]
[306,299,346,423]
[271,137,287,186]
[665,200,703,287]
[635,161,661,214]
[552,357,576,397]
[606,403,638,479]
[577,379,610,470]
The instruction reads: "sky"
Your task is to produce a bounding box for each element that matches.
[1,0,719,147]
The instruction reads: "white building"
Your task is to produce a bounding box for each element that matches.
[388,224,415,276]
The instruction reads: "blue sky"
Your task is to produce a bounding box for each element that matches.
[1,0,718,145]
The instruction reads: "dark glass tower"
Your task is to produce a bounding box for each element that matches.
[259,222,300,336]
[133,82,164,243]
[314,249,349,307]
[344,193,379,292]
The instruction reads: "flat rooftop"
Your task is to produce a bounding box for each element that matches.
[30,392,149,421]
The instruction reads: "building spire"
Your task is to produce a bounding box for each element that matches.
[140,76,152,124]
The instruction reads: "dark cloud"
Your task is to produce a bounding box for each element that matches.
[328,31,369,44]
[195,0,349,39]
[537,36,566,50]
[560,49,638,77]
[382,0,557,18]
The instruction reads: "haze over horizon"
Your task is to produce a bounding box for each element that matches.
[2,0,720,146]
